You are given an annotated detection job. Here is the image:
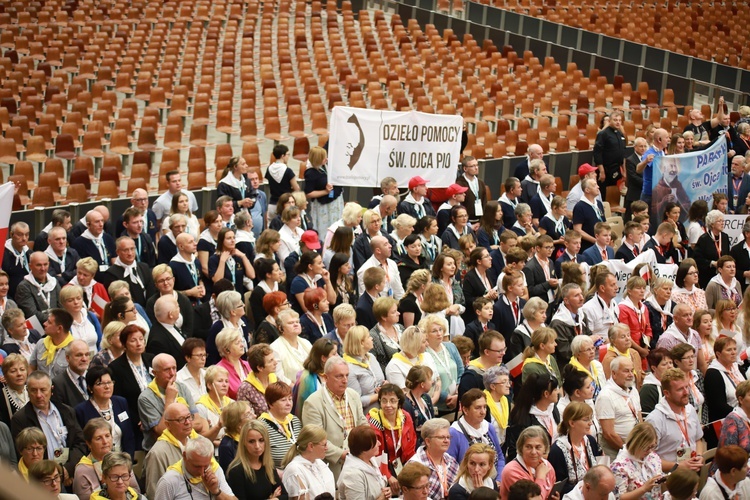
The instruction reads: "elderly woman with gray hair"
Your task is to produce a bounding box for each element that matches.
[694,209,730,289]
[483,365,511,446]
[206,290,251,365]
[500,426,556,499]
[507,297,547,362]
[1,307,41,361]
[407,418,459,500]
[215,328,251,400]
[569,335,607,400]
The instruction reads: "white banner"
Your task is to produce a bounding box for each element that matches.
[0,182,14,264]
[327,106,462,188]
[724,214,747,248]
[597,250,677,299]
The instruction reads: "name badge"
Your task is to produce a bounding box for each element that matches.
[53,447,70,466]
[475,200,483,217]
[118,411,129,422]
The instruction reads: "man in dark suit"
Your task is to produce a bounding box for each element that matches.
[728,155,750,213]
[70,209,116,282]
[555,230,583,277]
[2,221,30,299]
[513,144,544,181]
[109,347,154,452]
[101,236,157,307]
[68,206,115,246]
[51,339,90,409]
[145,266,195,340]
[572,178,607,252]
[146,295,187,369]
[121,207,157,268]
[520,159,547,204]
[463,297,496,358]
[355,267,384,330]
[115,188,159,241]
[643,222,680,265]
[523,235,559,303]
[455,156,488,228]
[46,226,79,287]
[499,177,523,229]
[615,222,644,263]
[492,273,526,343]
[33,208,72,253]
[731,219,750,294]
[580,222,615,266]
[624,137,648,222]
[11,371,87,481]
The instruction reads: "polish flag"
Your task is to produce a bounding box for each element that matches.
[0,182,15,263]
[638,265,650,281]
[92,293,108,319]
[25,315,44,333]
[506,352,525,379]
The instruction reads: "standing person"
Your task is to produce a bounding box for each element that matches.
[705,336,748,422]
[448,443,500,499]
[548,402,603,495]
[152,170,200,223]
[529,175,558,226]
[638,127,670,225]
[699,445,750,499]
[566,164,602,214]
[46,227,79,287]
[259,381,303,467]
[402,366,436,447]
[456,156,488,228]
[437,185,469,239]
[265,145,300,220]
[523,235,559,304]
[246,169,267,239]
[550,284,592,367]
[2,222,30,299]
[344,326,385,414]
[595,356,642,460]
[572,179,606,252]
[305,146,344,237]
[499,177,523,229]
[337,425,393,500]
[705,255,742,309]
[217,156,253,214]
[618,277,652,364]
[208,228,255,297]
[581,271,619,340]
[624,138,648,221]
[399,176,437,219]
[593,110,626,189]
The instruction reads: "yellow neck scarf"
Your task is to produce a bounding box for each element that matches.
[569,357,601,388]
[523,356,547,368]
[148,379,188,407]
[18,458,28,481]
[244,371,277,394]
[484,390,509,429]
[368,407,404,430]
[343,354,369,369]
[468,359,487,370]
[158,428,199,449]
[607,345,632,358]
[260,412,295,439]
[167,458,220,485]
[197,394,233,416]
[226,432,240,442]
[42,332,74,365]
[91,487,140,500]
[393,352,423,366]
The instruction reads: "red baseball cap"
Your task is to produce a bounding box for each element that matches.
[300,230,321,250]
[578,163,597,177]
[446,183,468,197]
[408,176,430,190]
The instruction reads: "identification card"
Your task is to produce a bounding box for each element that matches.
[118,411,129,421]
[53,447,70,465]
[675,445,691,463]
[392,458,404,476]
[474,200,483,217]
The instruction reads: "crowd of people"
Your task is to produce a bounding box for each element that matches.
[1,104,750,500]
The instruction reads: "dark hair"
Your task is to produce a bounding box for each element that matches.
[646,347,671,371]
[329,226,354,254]
[468,486,500,500]
[507,479,542,500]
[329,253,353,295]
[264,381,292,407]
[247,343,273,372]
[468,247,486,268]
[460,388,486,411]
[414,216,436,235]
[303,339,337,374]
[674,258,697,288]
[85,365,113,394]
[480,200,503,236]
[119,324,146,347]
[688,199,708,223]
[377,383,405,408]
[450,204,467,223]
[662,201,681,220]
[561,364,591,397]
[431,253,455,280]
[403,234,420,248]
[272,144,289,160]
[347,425,378,457]
[509,371,558,424]
[48,308,73,333]
[181,338,206,360]
[203,210,219,226]
[216,227,235,253]
[102,295,132,326]
[255,258,278,282]
[295,251,321,275]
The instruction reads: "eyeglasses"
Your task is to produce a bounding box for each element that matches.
[41,475,62,486]
[107,474,131,483]
[486,348,507,355]
[428,435,451,441]
[123,308,135,314]
[95,380,114,387]
[190,353,208,359]
[681,355,696,361]
[24,445,45,453]
[156,277,175,285]
[167,414,194,424]
[404,483,430,491]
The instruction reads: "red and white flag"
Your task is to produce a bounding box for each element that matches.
[638,265,650,281]
[0,182,15,264]
[25,315,44,333]
[506,352,524,379]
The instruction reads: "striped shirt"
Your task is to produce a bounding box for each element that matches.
[261,414,303,467]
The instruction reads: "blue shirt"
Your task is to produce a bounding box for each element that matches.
[640,146,664,197]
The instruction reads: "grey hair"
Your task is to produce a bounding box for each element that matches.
[483,365,510,390]
[743,221,750,235]
[608,323,630,343]
[169,213,186,228]
[420,418,450,440]
[516,425,550,454]
[737,122,750,136]
[1,308,24,331]
[529,158,545,175]
[514,203,531,217]
[185,435,214,459]
[705,209,724,227]
[152,353,176,371]
[651,277,673,293]
[581,178,597,192]
[522,297,547,321]
[561,283,582,300]
[10,221,29,233]
[234,211,252,230]
[65,339,89,357]
[101,452,132,476]
[27,370,52,387]
[216,290,243,319]
[323,356,348,374]
[570,335,594,356]
[583,465,614,488]
[610,354,632,373]
[672,303,692,316]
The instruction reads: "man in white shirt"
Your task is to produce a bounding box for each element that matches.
[566,163,601,213]
[562,465,616,500]
[152,169,200,221]
[356,235,404,300]
[645,368,704,472]
[595,356,641,459]
[656,304,707,374]
[580,270,619,340]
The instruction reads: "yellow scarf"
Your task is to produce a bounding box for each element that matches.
[607,345,632,358]
[148,379,188,407]
[368,407,404,430]
[196,394,233,416]
[343,354,369,369]
[42,332,74,365]
[569,357,601,388]
[484,390,509,429]
[468,359,487,370]
[18,458,28,481]
[226,432,240,442]
[393,352,423,366]
[244,371,277,394]
[260,412,295,439]
[157,428,199,449]
[522,356,548,368]
[90,487,140,500]
[167,458,220,485]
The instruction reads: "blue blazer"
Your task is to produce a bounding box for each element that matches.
[448,422,506,479]
[87,311,103,351]
[75,395,136,458]
[581,245,615,266]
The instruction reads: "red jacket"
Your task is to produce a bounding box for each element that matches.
[618,300,652,370]
[367,409,418,478]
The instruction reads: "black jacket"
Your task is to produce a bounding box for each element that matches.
[593,126,626,176]
[109,352,154,452]
[51,371,88,409]
[463,320,495,358]
[693,231,731,289]
[461,269,495,325]
[356,293,377,330]
[145,292,195,340]
[731,241,750,294]
[146,322,187,369]
[624,152,644,203]
[101,262,157,307]
[522,257,557,301]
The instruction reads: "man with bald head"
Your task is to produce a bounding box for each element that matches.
[562,465,616,500]
[71,209,116,280]
[16,251,60,323]
[638,127,670,220]
[2,221,30,297]
[69,205,112,243]
[356,234,403,299]
[169,232,206,303]
[45,226,79,286]
[143,402,197,498]
[138,353,201,452]
[101,236,157,306]
[513,143,544,181]
[146,294,186,366]
[51,339,91,408]
[116,188,158,240]
[376,193,398,233]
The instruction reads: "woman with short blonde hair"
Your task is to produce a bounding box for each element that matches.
[385,326,440,403]
[91,321,126,368]
[214,328,250,399]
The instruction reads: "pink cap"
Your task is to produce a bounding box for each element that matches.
[408,176,430,190]
[446,183,469,197]
[578,163,597,177]
[300,230,321,250]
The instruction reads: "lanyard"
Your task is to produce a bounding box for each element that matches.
[674,408,692,447]
[426,452,448,496]
[135,236,142,261]
[305,312,328,338]
[227,257,236,285]
[128,358,150,391]
[94,238,107,263]
[378,411,402,456]
[713,233,722,256]
[568,436,591,483]
[187,261,199,286]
